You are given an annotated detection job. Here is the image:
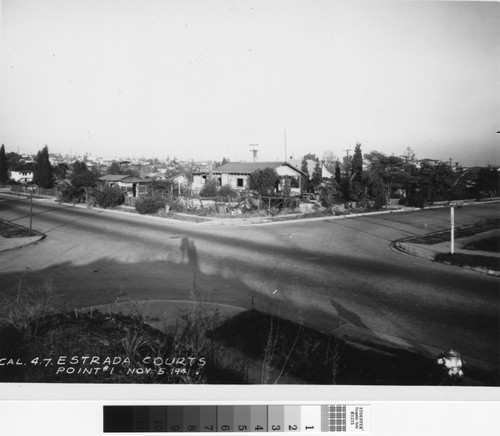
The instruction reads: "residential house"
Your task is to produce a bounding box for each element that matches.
[171,173,188,186]
[9,170,34,184]
[194,161,306,195]
[98,174,148,197]
[289,159,333,179]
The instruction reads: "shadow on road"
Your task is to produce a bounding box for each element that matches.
[330,299,369,330]
[1,244,499,378]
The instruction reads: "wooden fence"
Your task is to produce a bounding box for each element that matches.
[177,195,300,214]
[7,185,58,197]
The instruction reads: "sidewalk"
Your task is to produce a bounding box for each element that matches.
[394,228,500,276]
[0,233,44,253]
[3,188,499,227]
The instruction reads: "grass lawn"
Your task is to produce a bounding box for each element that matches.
[409,218,500,245]
[0,220,34,238]
[463,235,500,253]
[435,253,500,270]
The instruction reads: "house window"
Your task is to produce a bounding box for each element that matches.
[237,178,244,187]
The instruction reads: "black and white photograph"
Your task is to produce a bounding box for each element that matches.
[0,0,499,389]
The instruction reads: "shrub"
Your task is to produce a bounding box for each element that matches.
[249,168,279,196]
[217,184,237,198]
[319,180,341,209]
[407,192,425,208]
[199,180,218,197]
[0,278,61,336]
[59,184,85,204]
[95,185,125,208]
[147,180,173,195]
[135,194,167,215]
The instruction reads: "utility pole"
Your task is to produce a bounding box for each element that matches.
[30,189,33,232]
[284,130,287,162]
[343,149,351,159]
[249,144,259,162]
[450,205,455,254]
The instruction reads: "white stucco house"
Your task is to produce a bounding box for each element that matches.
[193,161,307,195]
[9,170,34,184]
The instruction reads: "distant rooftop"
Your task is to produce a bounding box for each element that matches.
[99,175,146,183]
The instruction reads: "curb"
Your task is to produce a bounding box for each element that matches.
[392,231,500,277]
[3,192,499,228]
[0,221,46,253]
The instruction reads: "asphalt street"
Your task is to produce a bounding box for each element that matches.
[0,195,499,368]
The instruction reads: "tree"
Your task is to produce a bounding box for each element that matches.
[199,179,218,197]
[302,153,318,161]
[33,145,54,188]
[310,159,323,191]
[476,167,500,198]
[402,146,416,165]
[430,162,455,202]
[249,168,279,196]
[300,158,309,192]
[6,151,22,168]
[351,143,363,183]
[0,144,8,184]
[364,151,405,208]
[108,162,121,175]
[71,161,97,189]
[54,163,69,180]
[334,161,342,185]
[319,179,341,211]
[215,157,230,168]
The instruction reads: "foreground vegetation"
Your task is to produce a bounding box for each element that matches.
[0,279,497,385]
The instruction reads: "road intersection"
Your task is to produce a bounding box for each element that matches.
[0,194,498,373]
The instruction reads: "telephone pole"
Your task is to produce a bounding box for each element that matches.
[284,130,287,162]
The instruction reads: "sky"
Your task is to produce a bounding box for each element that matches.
[0,0,499,165]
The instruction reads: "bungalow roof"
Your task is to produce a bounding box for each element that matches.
[213,161,307,176]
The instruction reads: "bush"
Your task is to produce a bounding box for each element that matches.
[134,194,167,215]
[407,192,425,208]
[0,278,61,335]
[59,184,85,204]
[199,180,218,197]
[319,181,341,209]
[147,180,173,195]
[169,199,186,212]
[95,185,125,208]
[249,168,279,196]
[217,184,237,198]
